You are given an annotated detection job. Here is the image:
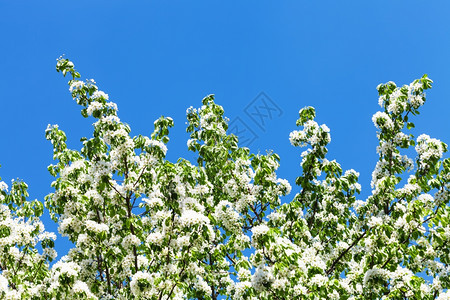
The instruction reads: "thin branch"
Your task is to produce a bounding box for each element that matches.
[326,230,367,275]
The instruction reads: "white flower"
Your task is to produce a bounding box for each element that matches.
[320,124,330,133]
[418,194,434,204]
[187,139,196,148]
[51,261,81,281]
[143,197,163,208]
[394,217,406,229]
[397,182,421,197]
[251,266,274,292]
[179,209,209,227]
[410,82,423,92]
[363,268,386,286]
[252,224,270,242]
[372,111,394,130]
[38,232,57,241]
[146,232,164,246]
[121,234,141,249]
[276,178,292,195]
[0,181,9,192]
[293,284,308,296]
[73,280,97,298]
[106,101,118,111]
[147,139,168,155]
[130,271,153,296]
[43,248,58,260]
[86,101,103,116]
[0,274,9,293]
[437,291,450,300]
[344,169,360,178]
[409,94,425,108]
[85,220,109,234]
[267,211,286,223]
[235,194,255,213]
[378,94,386,107]
[310,274,327,287]
[368,216,383,228]
[420,283,431,295]
[214,201,241,232]
[416,134,446,167]
[91,90,109,100]
[69,81,85,93]
[289,130,306,147]
[195,276,212,295]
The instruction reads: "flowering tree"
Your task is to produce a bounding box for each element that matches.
[0,58,449,299]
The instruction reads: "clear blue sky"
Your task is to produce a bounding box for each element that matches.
[1,1,449,258]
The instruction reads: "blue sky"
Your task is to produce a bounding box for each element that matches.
[1,1,450,258]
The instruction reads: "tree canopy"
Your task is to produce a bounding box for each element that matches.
[0,58,449,299]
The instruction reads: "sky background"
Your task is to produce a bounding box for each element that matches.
[1,1,450,259]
